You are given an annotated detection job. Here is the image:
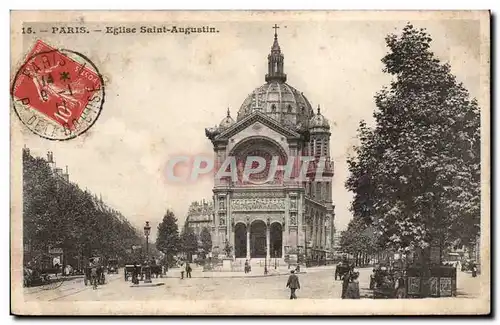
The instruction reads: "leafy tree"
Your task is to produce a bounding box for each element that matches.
[155,210,180,265]
[200,227,212,256]
[345,24,480,262]
[180,227,198,261]
[340,217,377,266]
[23,148,142,269]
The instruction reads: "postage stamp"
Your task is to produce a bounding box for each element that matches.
[9,11,490,316]
[11,39,104,140]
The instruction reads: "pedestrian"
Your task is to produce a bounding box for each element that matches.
[286,270,301,299]
[345,272,360,299]
[341,271,351,299]
[395,273,406,298]
[244,260,250,273]
[186,262,192,278]
[180,261,185,279]
[132,263,139,285]
[90,264,98,289]
[472,264,477,277]
[54,263,60,277]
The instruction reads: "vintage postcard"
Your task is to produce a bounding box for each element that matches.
[10,10,490,315]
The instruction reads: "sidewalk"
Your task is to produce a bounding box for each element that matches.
[160,264,339,279]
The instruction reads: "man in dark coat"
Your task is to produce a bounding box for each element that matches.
[185,263,192,278]
[286,270,301,299]
[132,263,140,285]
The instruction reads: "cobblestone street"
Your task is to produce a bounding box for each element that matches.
[24,265,483,302]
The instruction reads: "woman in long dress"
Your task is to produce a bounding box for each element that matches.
[345,272,360,299]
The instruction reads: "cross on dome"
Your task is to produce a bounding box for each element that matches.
[266,24,286,83]
[273,23,279,39]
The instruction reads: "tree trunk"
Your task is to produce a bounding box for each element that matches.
[420,246,431,297]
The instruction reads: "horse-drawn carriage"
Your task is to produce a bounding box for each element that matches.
[123,263,163,282]
[150,264,162,278]
[124,264,138,281]
[369,264,408,299]
[370,266,395,298]
[23,266,50,287]
[84,257,106,286]
[335,261,353,280]
[107,259,119,274]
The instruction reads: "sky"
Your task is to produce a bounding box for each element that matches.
[15,14,482,239]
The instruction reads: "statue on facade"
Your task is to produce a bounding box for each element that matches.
[223,241,233,258]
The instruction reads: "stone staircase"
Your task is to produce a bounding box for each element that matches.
[235,258,286,267]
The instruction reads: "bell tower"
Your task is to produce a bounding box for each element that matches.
[265,24,287,83]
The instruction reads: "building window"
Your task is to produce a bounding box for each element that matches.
[271,104,276,112]
[316,139,322,156]
[290,196,297,210]
[287,105,292,113]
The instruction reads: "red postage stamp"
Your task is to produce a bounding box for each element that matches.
[11,40,104,140]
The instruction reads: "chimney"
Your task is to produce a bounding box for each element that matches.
[63,165,69,182]
[47,151,54,163]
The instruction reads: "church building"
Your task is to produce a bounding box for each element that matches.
[205,27,335,264]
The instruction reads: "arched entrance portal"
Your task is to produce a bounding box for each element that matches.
[270,223,283,258]
[250,220,267,258]
[234,223,247,258]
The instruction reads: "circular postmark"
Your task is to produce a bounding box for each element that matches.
[11,40,105,141]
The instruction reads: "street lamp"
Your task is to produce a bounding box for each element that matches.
[264,245,268,275]
[264,218,270,275]
[144,221,152,283]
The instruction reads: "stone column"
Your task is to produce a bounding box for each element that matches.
[322,217,325,248]
[312,214,317,249]
[317,216,321,249]
[320,216,324,248]
[246,226,251,259]
[266,224,270,260]
[317,216,321,248]
[325,215,331,252]
[282,222,285,258]
[318,217,322,248]
[324,219,327,249]
[319,216,324,248]
[226,196,232,249]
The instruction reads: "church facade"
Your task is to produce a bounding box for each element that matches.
[205,29,335,263]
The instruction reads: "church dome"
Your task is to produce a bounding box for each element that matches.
[237,81,314,127]
[309,105,330,130]
[235,29,315,129]
[219,108,235,129]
